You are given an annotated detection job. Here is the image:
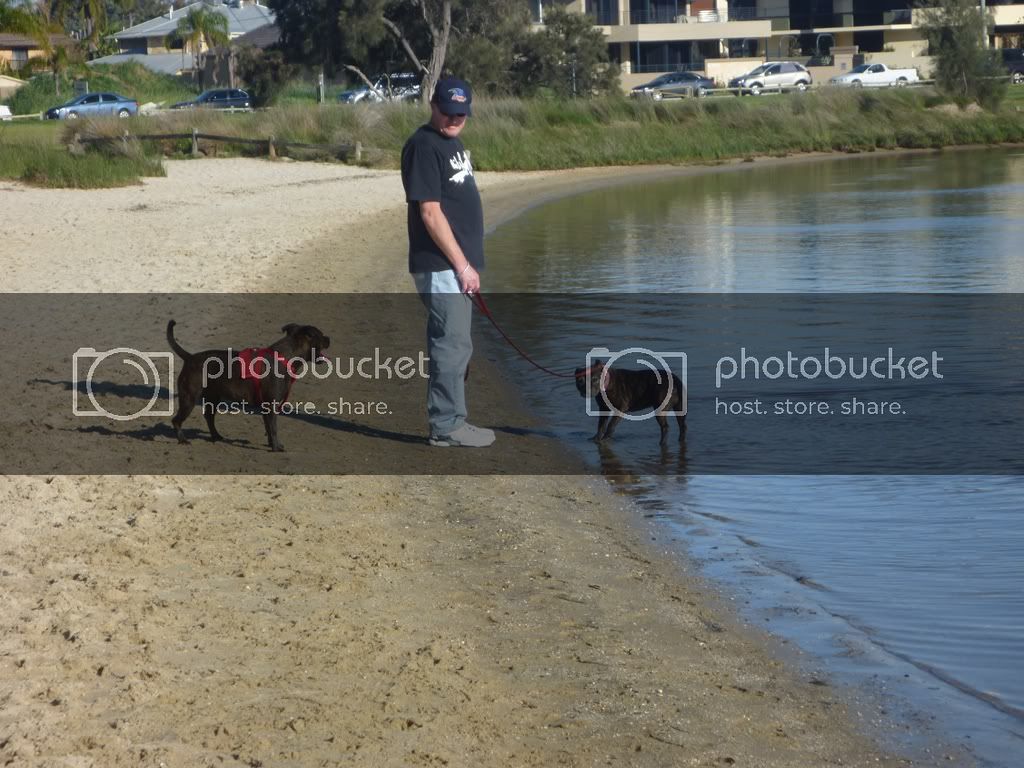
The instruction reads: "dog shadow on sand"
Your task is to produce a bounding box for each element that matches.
[33,378,430,449]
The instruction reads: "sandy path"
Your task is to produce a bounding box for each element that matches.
[0,156,943,767]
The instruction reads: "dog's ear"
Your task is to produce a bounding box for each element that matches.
[281,324,300,336]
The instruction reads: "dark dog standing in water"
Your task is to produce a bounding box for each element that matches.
[575,361,686,445]
[167,320,330,452]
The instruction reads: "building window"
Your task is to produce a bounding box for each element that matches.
[629,41,697,73]
[11,48,28,71]
[589,0,620,26]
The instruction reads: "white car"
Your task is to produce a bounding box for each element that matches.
[830,63,919,88]
[0,105,12,121]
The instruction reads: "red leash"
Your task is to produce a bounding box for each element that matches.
[470,292,584,380]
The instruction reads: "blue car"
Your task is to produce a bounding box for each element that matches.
[45,92,139,120]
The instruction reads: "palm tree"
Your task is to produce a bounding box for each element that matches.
[174,4,229,87]
[48,0,106,58]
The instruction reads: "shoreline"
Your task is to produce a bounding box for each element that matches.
[0,153,945,766]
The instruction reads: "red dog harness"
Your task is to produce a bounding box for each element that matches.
[236,347,298,406]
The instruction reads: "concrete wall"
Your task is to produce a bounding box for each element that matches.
[991,5,1024,27]
[606,19,772,44]
[147,36,172,54]
[0,74,26,100]
[704,56,762,85]
[0,47,41,71]
[881,29,928,60]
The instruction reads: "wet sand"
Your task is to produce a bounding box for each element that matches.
[0,157,925,766]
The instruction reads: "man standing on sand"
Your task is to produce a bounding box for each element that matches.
[401,76,495,448]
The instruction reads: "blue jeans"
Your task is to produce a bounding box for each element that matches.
[413,270,473,436]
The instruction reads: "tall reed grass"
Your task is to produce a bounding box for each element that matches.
[0,119,165,188]
[5,89,1023,187]
[87,89,1024,170]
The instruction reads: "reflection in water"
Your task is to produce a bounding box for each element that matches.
[487,149,1024,293]
[483,149,1024,768]
[596,437,690,490]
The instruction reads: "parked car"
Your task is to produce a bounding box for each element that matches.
[338,73,421,104]
[0,105,12,121]
[729,62,812,95]
[45,92,138,120]
[171,88,252,111]
[1002,49,1024,85]
[631,71,716,98]
[829,63,919,88]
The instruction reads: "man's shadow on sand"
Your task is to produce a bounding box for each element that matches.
[33,378,430,447]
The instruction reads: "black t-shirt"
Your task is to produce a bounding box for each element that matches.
[401,124,484,274]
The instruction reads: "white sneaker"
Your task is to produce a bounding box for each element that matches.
[429,423,495,447]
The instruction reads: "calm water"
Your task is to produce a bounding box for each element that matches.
[483,149,1024,766]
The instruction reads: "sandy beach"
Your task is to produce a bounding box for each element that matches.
[0,157,927,766]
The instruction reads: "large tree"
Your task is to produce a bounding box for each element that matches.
[49,0,106,56]
[268,0,462,104]
[511,6,619,98]
[445,0,531,95]
[918,0,1007,110]
[0,0,33,34]
[105,0,169,30]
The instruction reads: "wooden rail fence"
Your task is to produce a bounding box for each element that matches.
[72,129,362,162]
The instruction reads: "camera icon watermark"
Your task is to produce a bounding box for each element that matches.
[72,347,175,421]
[581,347,687,420]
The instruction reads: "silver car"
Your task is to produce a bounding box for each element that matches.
[729,62,812,95]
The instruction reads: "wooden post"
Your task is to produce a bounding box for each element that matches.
[268,135,276,159]
[354,141,362,163]
[67,131,84,156]
[191,127,199,157]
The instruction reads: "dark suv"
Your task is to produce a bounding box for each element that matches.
[1002,49,1024,86]
[171,88,252,111]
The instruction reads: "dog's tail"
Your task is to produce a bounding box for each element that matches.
[166,320,190,360]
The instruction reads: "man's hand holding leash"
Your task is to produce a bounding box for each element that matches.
[457,262,480,295]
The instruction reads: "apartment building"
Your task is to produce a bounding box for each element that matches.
[532,1,1024,87]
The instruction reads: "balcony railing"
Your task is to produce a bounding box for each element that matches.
[628,8,682,24]
[883,9,913,24]
[588,6,917,27]
[631,61,701,73]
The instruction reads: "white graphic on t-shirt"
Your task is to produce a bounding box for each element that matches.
[448,151,473,185]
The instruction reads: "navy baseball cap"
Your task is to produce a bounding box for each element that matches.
[433,77,472,116]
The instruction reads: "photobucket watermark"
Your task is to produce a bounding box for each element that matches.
[203,347,430,385]
[716,348,944,389]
